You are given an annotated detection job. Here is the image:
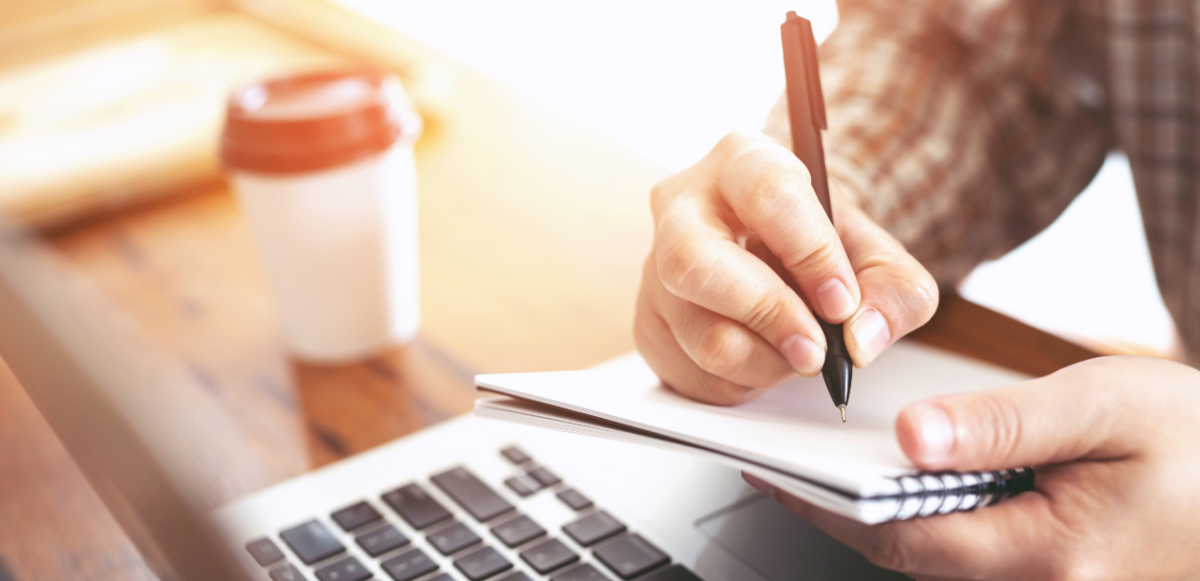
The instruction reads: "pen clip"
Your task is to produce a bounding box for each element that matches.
[800,20,827,130]
[787,12,825,131]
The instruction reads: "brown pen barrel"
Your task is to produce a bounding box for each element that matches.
[780,12,832,221]
[781,12,853,414]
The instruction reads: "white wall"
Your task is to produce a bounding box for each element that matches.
[338,0,1176,356]
[959,155,1175,356]
[337,0,838,170]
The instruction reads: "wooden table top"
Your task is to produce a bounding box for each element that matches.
[0,24,1098,581]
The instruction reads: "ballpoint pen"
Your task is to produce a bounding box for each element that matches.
[781,11,853,421]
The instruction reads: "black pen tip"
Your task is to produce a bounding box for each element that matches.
[822,354,852,410]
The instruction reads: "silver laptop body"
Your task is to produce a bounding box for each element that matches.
[0,224,906,581]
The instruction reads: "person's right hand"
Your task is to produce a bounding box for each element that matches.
[634,131,938,404]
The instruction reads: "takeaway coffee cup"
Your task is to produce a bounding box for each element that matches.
[220,68,422,362]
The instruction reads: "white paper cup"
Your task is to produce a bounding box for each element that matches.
[221,69,422,362]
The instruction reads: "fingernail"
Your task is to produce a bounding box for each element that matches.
[781,334,824,376]
[850,308,890,363]
[743,472,775,496]
[909,404,954,464]
[815,279,856,321]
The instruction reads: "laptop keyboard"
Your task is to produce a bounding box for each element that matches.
[243,446,703,581]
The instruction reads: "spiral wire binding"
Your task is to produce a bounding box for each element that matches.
[888,467,1035,521]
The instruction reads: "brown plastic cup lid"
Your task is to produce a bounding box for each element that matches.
[220,68,422,175]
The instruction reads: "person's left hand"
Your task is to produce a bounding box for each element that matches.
[744,355,1200,581]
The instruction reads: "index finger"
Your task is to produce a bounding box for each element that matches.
[714,133,862,324]
[653,195,828,376]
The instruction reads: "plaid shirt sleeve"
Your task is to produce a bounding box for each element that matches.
[765,0,1113,284]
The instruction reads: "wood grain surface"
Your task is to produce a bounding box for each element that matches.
[0,0,218,69]
[0,13,349,228]
[0,5,1098,581]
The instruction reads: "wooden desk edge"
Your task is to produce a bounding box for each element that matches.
[909,287,1100,378]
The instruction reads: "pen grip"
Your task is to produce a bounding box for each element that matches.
[819,319,847,359]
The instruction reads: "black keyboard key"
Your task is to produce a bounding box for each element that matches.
[454,546,513,581]
[501,446,532,465]
[269,564,306,581]
[331,501,383,532]
[428,521,483,555]
[519,538,579,574]
[497,573,533,581]
[246,537,286,566]
[280,520,346,565]
[491,514,546,548]
[636,564,704,581]
[528,467,561,487]
[555,489,593,511]
[593,534,669,579]
[315,556,371,581]
[383,483,453,530]
[356,524,410,557]
[381,548,439,581]
[432,467,515,522]
[426,576,456,581]
[504,474,543,497]
[552,564,612,581]
[562,511,626,547]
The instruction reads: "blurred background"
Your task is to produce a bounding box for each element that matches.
[0,0,1173,359]
[0,1,1178,579]
[331,0,1174,359]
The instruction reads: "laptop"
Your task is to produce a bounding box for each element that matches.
[0,223,958,581]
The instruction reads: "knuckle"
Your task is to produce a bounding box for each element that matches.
[656,238,713,298]
[741,293,786,336]
[1059,354,1123,382]
[714,130,759,155]
[649,181,668,209]
[693,324,746,379]
[899,269,939,327]
[782,234,840,278]
[973,392,1025,465]
[649,180,681,221]
[743,173,802,221]
[727,138,800,176]
[727,138,810,182]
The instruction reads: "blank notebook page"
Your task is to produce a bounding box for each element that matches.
[476,341,1028,498]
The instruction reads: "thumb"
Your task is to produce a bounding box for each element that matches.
[894,358,1148,471]
[835,197,938,367]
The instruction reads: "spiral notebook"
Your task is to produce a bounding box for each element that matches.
[474,341,1036,525]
